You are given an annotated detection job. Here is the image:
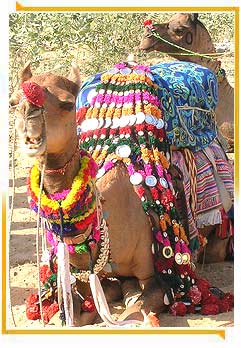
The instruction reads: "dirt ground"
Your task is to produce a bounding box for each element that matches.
[7,50,234,330]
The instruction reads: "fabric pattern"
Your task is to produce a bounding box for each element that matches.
[150,62,218,151]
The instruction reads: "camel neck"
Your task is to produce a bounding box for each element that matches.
[38,141,81,195]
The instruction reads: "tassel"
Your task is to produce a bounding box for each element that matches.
[160,215,167,231]
[57,242,74,326]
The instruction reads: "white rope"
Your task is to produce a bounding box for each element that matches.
[57,242,74,326]
[36,163,46,326]
[89,274,143,327]
[41,218,49,263]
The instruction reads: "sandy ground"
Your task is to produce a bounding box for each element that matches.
[7,50,234,330]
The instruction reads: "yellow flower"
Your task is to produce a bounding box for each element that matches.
[30,155,94,214]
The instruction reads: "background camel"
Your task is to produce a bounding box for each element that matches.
[139,13,234,152]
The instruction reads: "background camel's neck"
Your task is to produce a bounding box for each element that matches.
[215,78,234,126]
[38,139,81,195]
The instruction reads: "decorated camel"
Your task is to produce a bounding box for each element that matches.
[10,60,234,327]
[139,13,234,151]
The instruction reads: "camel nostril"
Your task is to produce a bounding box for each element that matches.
[25,136,42,145]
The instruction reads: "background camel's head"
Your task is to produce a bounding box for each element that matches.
[10,62,81,158]
[140,13,215,58]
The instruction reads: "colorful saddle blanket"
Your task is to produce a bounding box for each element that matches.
[76,61,218,152]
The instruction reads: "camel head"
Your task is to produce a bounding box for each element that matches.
[140,13,216,61]
[10,62,81,158]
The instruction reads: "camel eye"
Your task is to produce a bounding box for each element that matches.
[59,101,75,111]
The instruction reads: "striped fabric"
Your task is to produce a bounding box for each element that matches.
[172,140,234,240]
[171,151,199,244]
[194,141,234,218]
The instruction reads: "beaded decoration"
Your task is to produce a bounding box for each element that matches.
[78,62,196,297]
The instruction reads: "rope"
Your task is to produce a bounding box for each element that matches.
[150,29,222,60]
[57,242,74,326]
[181,148,197,221]
[36,162,46,326]
[89,274,143,327]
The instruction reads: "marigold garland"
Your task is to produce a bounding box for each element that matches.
[28,151,97,219]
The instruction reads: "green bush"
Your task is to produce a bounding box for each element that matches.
[9,12,235,93]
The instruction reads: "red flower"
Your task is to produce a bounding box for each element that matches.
[22,81,45,107]
[81,296,95,312]
[136,186,145,198]
[201,304,219,315]
[188,285,202,305]
[170,301,187,316]
[144,19,153,28]
[76,106,88,125]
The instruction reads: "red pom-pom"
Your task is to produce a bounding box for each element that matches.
[26,303,40,320]
[218,299,231,313]
[196,278,210,293]
[81,296,95,312]
[201,304,219,315]
[188,285,202,305]
[25,293,39,305]
[201,291,219,305]
[39,265,52,284]
[170,302,187,316]
[222,293,234,307]
[186,303,196,314]
[22,81,45,107]
[144,19,153,28]
[42,301,59,323]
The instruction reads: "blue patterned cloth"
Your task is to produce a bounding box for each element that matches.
[76,61,218,152]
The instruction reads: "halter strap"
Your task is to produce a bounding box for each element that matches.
[44,143,79,175]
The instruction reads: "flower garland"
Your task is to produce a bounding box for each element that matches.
[27,148,102,252]
[28,149,97,219]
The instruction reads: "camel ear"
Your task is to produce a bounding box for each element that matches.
[19,60,32,85]
[190,13,198,22]
[68,62,81,88]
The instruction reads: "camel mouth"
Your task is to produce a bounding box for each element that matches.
[139,40,159,53]
[20,135,46,157]
[141,47,154,53]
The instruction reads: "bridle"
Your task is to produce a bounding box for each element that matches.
[144,25,223,61]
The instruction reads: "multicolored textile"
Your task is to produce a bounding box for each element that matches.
[77,61,218,151]
[171,150,199,249]
[172,140,234,231]
[151,62,218,151]
[194,140,234,226]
